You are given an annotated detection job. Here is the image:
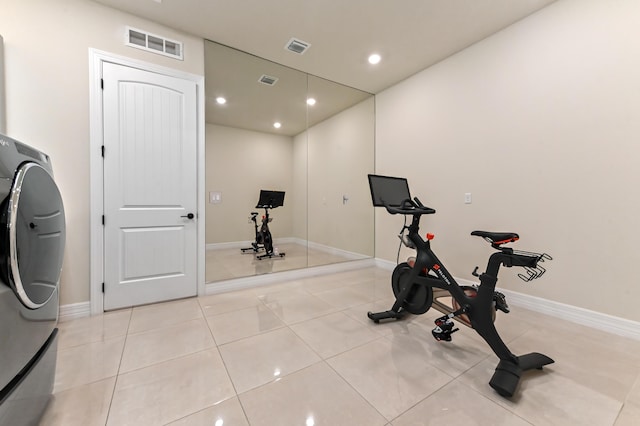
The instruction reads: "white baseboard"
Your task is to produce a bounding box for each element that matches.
[69,254,640,341]
[59,302,91,322]
[375,258,397,271]
[375,258,640,341]
[205,258,376,295]
[306,240,370,260]
[498,288,640,341]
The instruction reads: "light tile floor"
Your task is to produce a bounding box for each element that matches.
[41,267,640,425]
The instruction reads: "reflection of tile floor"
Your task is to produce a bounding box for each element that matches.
[205,242,354,282]
[43,267,640,425]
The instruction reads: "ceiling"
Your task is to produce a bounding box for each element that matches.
[93,0,558,94]
[203,41,373,136]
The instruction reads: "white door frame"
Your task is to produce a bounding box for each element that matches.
[89,49,205,315]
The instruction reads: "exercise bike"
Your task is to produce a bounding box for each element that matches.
[240,211,266,255]
[241,190,286,260]
[367,174,553,398]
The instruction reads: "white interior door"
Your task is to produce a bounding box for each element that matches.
[102,62,198,310]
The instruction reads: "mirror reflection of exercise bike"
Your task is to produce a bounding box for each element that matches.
[367,174,554,398]
[241,190,286,260]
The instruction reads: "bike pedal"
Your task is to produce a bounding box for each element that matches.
[432,327,459,342]
[496,305,510,314]
[432,318,459,342]
[493,291,510,313]
[432,332,452,342]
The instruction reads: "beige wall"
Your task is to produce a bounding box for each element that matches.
[291,132,308,240]
[0,0,204,305]
[205,124,293,244]
[375,0,640,322]
[308,97,375,255]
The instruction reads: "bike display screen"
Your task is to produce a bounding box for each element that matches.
[256,190,285,208]
[368,174,411,207]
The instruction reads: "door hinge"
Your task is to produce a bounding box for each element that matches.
[102,215,105,225]
[101,145,105,157]
[101,78,104,90]
[102,282,105,293]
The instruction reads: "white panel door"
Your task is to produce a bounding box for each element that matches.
[102,62,197,310]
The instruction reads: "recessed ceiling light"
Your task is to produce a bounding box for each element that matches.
[273,122,282,129]
[368,53,381,65]
[306,98,316,106]
[216,97,226,105]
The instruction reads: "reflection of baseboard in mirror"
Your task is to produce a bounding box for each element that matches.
[205,240,365,283]
[204,39,375,284]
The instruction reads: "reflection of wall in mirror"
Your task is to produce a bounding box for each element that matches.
[298,97,375,257]
[291,131,307,243]
[207,96,374,257]
[205,123,293,244]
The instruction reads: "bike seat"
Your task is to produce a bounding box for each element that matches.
[471,231,519,246]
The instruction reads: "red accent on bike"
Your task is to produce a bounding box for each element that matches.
[495,236,519,245]
[426,233,435,240]
[433,264,440,270]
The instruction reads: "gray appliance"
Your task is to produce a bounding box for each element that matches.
[0,134,65,425]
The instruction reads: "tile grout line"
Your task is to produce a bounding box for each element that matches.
[320,336,393,423]
[198,293,256,425]
[104,307,134,426]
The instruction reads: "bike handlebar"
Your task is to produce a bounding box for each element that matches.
[384,197,436,216]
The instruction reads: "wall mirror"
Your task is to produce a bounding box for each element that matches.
[204,40,375,283]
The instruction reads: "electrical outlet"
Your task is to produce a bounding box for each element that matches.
[464,193,472,204]
[209,191,222,204]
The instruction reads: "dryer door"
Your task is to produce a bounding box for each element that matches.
[8,162,65,309]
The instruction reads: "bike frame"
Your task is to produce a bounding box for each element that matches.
[260,208,270,236]
[366,174,553,398]
[393,213,521,363]
[242,190,286,260]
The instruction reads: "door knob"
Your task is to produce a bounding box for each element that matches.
[181,213,195,219]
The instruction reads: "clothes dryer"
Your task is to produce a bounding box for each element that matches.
[0,133,65,425]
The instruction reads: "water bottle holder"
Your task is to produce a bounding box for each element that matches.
[511,251,552,282]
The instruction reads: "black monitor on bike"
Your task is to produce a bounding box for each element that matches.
[368,174,411,207]
[256,190,285,209]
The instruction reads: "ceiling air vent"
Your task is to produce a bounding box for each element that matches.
[285,38,311,55]
[258,74,279,86]
[126,27,183,60]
